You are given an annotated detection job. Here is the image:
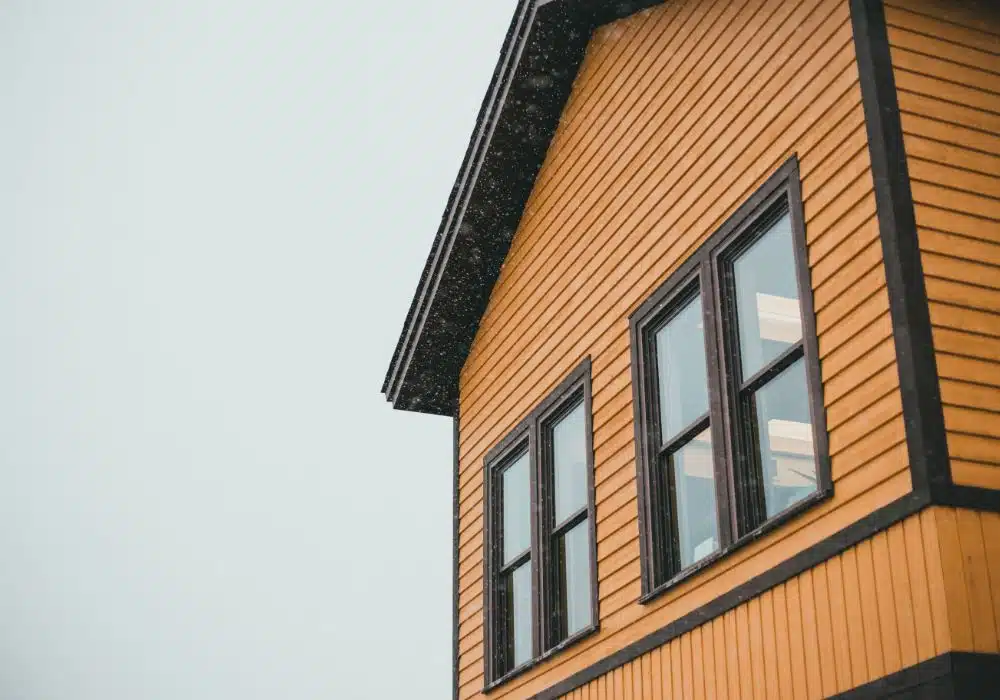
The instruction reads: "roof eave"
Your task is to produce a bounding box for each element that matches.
[383,0,666,417]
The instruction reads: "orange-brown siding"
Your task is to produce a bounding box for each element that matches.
[456,0,920,697]
[555,508,1000,700]
[885,0,1000,491]
[931,506,1000,655]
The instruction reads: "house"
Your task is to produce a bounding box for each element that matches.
[381,0,1000,697]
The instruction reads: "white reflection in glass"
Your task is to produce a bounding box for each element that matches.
[654,294,709,445]
[552,402,587,525]
[733,214,802,378]
[559,521,592,637]
[666,428,719,569]
[511,563,532,667]
[502,453,531,564]
[752,359,817,518]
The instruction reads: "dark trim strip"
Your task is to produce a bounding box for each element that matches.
[951,651,1000,698]
[850,0,951,498]
[935,484,1000,513]
[532,488,1000,699]
[453,408,461,700]
[532,491,927,699]
[830,652,1000,699]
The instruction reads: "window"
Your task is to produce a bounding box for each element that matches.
[630,157,831,597]
[483,359,598,686]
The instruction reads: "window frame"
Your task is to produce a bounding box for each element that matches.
[629,156,832,602]
[483,358,599,689]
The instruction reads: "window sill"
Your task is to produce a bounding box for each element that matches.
[639,487,833,605]
[483,623,600,694]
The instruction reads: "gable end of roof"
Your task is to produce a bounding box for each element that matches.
[382,0,666,416]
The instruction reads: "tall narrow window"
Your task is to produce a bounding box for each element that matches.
[498,451,533,671]
[542,398,592,647]
[724,213,818,527]
[630,157,830,598]
[649,291,719,581]
[484,360,598,686]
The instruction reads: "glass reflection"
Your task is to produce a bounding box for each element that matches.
[751,359,817,518]
[733,214,802,378]
[510,563,532,668]
[502,453,531,564]
[557,521,592,638]
[552,402,587,524]
[655,294,709,445]
[665,428,719,569]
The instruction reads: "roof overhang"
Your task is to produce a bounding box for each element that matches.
[382,0,666,416]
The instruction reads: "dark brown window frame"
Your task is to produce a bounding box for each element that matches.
[483,358,599,690]
[630,156,832,602]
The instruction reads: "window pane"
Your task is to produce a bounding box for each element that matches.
[557,520,592,638]
[654,294,709,445]
[552,401,587,525]
[733,214,803,378]
[751,358,817,518]
[502,453,531,565]
[509,562,532,668]
[665,428,719,570]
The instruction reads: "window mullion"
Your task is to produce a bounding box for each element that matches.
[538,415,558,652]
[723,256,768,536]
[701,256,735,549]
[528,421,543,661]
[737,389,768,532]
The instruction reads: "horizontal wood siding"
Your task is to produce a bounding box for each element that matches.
[557,508,1000,699]
[457,0,911,697]
[885,0,1000,490]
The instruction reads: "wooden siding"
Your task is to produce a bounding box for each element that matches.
[555,508,1000,700]
[931,506,1000,655]
[456,0,913,697]
[885,1,1000,490]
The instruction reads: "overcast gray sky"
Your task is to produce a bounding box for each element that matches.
[0,1,514,697]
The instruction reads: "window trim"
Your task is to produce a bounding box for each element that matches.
[629,156,832,603]
[483,358,599,690]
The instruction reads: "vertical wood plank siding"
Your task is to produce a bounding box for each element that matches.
[554,509,1000,700]
[884,1,1000,491]
[456,0,913,697]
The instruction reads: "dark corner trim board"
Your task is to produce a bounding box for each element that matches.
[849,0,951,499]
[850,0,1000,512]
[381,0,666,416]
[830,652,1000,699]
[453,407,461,700]
[936,484,1000,513]
[531,490,928,700]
